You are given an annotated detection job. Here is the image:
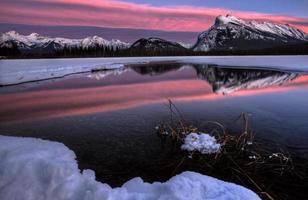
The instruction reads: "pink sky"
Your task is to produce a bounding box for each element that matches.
[0,0,308,32]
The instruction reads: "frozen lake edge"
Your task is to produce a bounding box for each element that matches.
[1,55,308,85]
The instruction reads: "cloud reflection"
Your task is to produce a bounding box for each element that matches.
[0,66,307,124]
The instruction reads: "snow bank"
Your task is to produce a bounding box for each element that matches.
[1,55,307,85]
[0,57,177,85]
[0,135,260,200]
[181,133,220,154]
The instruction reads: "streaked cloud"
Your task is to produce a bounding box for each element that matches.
[0,0,307,32]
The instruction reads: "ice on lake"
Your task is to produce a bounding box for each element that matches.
[1,56,308,85]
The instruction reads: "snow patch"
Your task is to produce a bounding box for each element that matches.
[0,135,260,200]
[181,133,221,154]
[215,15,245,25]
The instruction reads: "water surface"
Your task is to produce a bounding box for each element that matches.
[0,61,308,188]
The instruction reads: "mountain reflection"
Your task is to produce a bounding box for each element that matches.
[129,63,184,76]
[194,65,298,94]
[0,63,306,123]
[127,64,299,94]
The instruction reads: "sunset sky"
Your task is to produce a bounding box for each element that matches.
[1,0,308,33]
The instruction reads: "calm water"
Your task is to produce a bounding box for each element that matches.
[1,62,308,188]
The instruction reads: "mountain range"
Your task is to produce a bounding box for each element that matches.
[1,15,307,57]
[0,31,129,53]
[0,23,198,44]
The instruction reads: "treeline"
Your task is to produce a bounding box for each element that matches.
[125,47,198,57]
[1,43,308,59]
[54,45,122,57]
[0,45,123,59]
[54,45,200,57]
[0,45,203,59]
[0,43,21,58]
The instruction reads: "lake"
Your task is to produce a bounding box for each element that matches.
[0,56,308,199]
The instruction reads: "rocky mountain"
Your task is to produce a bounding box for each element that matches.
[195,65,297,94]
[129,37,188,52]
[192,14,308,52]
[0,31,130,53]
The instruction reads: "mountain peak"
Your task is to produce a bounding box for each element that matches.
[148,37,165,41]
[130,37,187,51]
[215,14,243,25]
[5,31,19,37]
[29,33,40,37]
[28,33,41,40]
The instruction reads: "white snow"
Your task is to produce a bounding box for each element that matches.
[181,133,220,154]
[1,56,308,86]
[215,15,245,25]
[178,42,193,49]
[0,135,260,200]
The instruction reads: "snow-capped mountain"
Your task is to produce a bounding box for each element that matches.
[129,37,188,51]
[194,65,297,94]
[0,31,130,52]
[193,14,308,52]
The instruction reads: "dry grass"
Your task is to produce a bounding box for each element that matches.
[155,99,304,200]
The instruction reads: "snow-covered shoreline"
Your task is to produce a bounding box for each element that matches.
[0,135,260,200]
[1,55,308,86]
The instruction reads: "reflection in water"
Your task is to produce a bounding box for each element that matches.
[129,63,184,76]
[1,62,307,199]
[129,63,299,94]
[195,65,298,94]
[87,68,129,80]
[0,63,307,123]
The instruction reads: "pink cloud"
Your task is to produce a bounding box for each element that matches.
[0,0,307,33]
